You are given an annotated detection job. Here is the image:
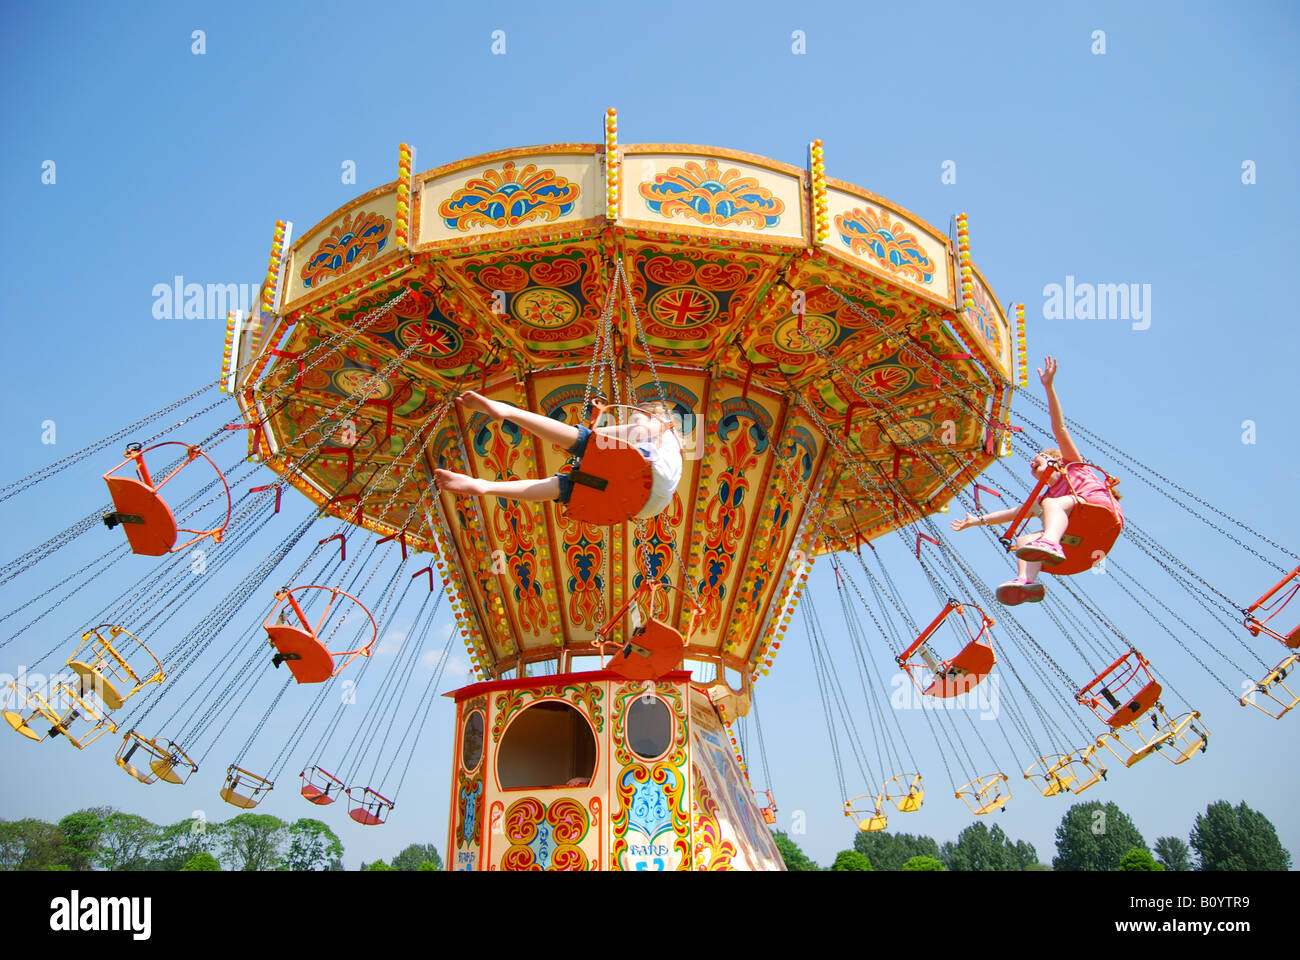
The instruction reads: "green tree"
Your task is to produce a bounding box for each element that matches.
[95,813,160,871]
[281,819,343,872]
[390,842,442,871]
[0,819,63,871]
[363,860,395,871]
[1053,801,1146,872]
[903,855,945,871]
[772,831,819,871]
[1153,836,1192,872]
[944,822,1037,871]
[1119,848,1164,871]
[181,852,221,871]
[1025,862,1052,871]
[57,808,110,871]
[417,861,439,871]
[852,831,941,871]
[217,814,287,871]
[1189,801,1292,871]
[831,850,873,871]
[145,817,212,871]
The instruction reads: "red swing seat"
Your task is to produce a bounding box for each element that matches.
[595,581,703,681]
[898,600,997,698]
[102,442,231,556]
[347,786,394,825]
[300,765,346,805]
[1244,563,1300,650]
[263,585,378,684]
[563,402,673,525]
[1077,650,1162,729]
[1001,461,1123,576]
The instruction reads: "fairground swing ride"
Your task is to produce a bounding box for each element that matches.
[1,111,1295,870]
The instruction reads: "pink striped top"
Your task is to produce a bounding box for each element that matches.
[1041,463,1124,522]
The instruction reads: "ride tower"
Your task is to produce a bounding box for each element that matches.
[230,112,1021,869]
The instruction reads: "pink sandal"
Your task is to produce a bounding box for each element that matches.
[1016,538,1067,565]
[997,578,1046,605]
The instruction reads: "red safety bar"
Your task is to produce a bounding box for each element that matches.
[102,442,232,556]
[263,585,378,684]
[1076,650,1162,729]
[897,600,996,698]
[999,461,1123,576]
[1244,564,1300,650]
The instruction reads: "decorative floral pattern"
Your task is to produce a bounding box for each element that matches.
[301,211,392,288]
[439,161,580,231]
[835,206,935,284]
[500,796,591,870]
[639,159,784,229]
[611,682,690,870]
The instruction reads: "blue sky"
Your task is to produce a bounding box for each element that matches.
[1,0,1297,870]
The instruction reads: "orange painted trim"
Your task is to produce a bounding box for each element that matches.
[622,143,809,180]
[446,669,691,703]
[410,143,602,189]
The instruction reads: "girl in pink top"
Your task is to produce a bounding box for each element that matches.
[950,357,1123,605]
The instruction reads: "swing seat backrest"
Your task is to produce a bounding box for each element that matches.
[104,475,179,556]
[1101,679,1162,728]
[564,439,653,525]
[923,637,996,699]
[1052,500,1124,576]
[606,619,686,681]
[265,624,336,684]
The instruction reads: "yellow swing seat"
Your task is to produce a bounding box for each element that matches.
[956,773,1011,815]
[882,773,925,813]
[843,794,888,832]
[66,624,163,710]
[1241,653,1299,719]
[220,765,273,809]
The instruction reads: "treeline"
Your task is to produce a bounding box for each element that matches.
[0,807,442,871]
[775,799,1293,871]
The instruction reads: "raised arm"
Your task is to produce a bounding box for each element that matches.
[1039,356,1082,463]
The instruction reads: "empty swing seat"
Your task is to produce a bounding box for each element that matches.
[606,620,686,681]
[220,765,273,809]
[898,600,997,698]
[263,586,377,684]
[347,786,394,825]
[1244,563,1300,650]
[595,581,702,682]
[1077,650,1162,729]
[102,442,231,557]
[266,623,336,684]
[300,766,346,805]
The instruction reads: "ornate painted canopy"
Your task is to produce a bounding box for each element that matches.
[228,120,1023,707]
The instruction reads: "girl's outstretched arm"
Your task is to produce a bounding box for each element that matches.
[1039,356,1083,463]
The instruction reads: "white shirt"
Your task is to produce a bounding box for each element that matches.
[634,429,683,519]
